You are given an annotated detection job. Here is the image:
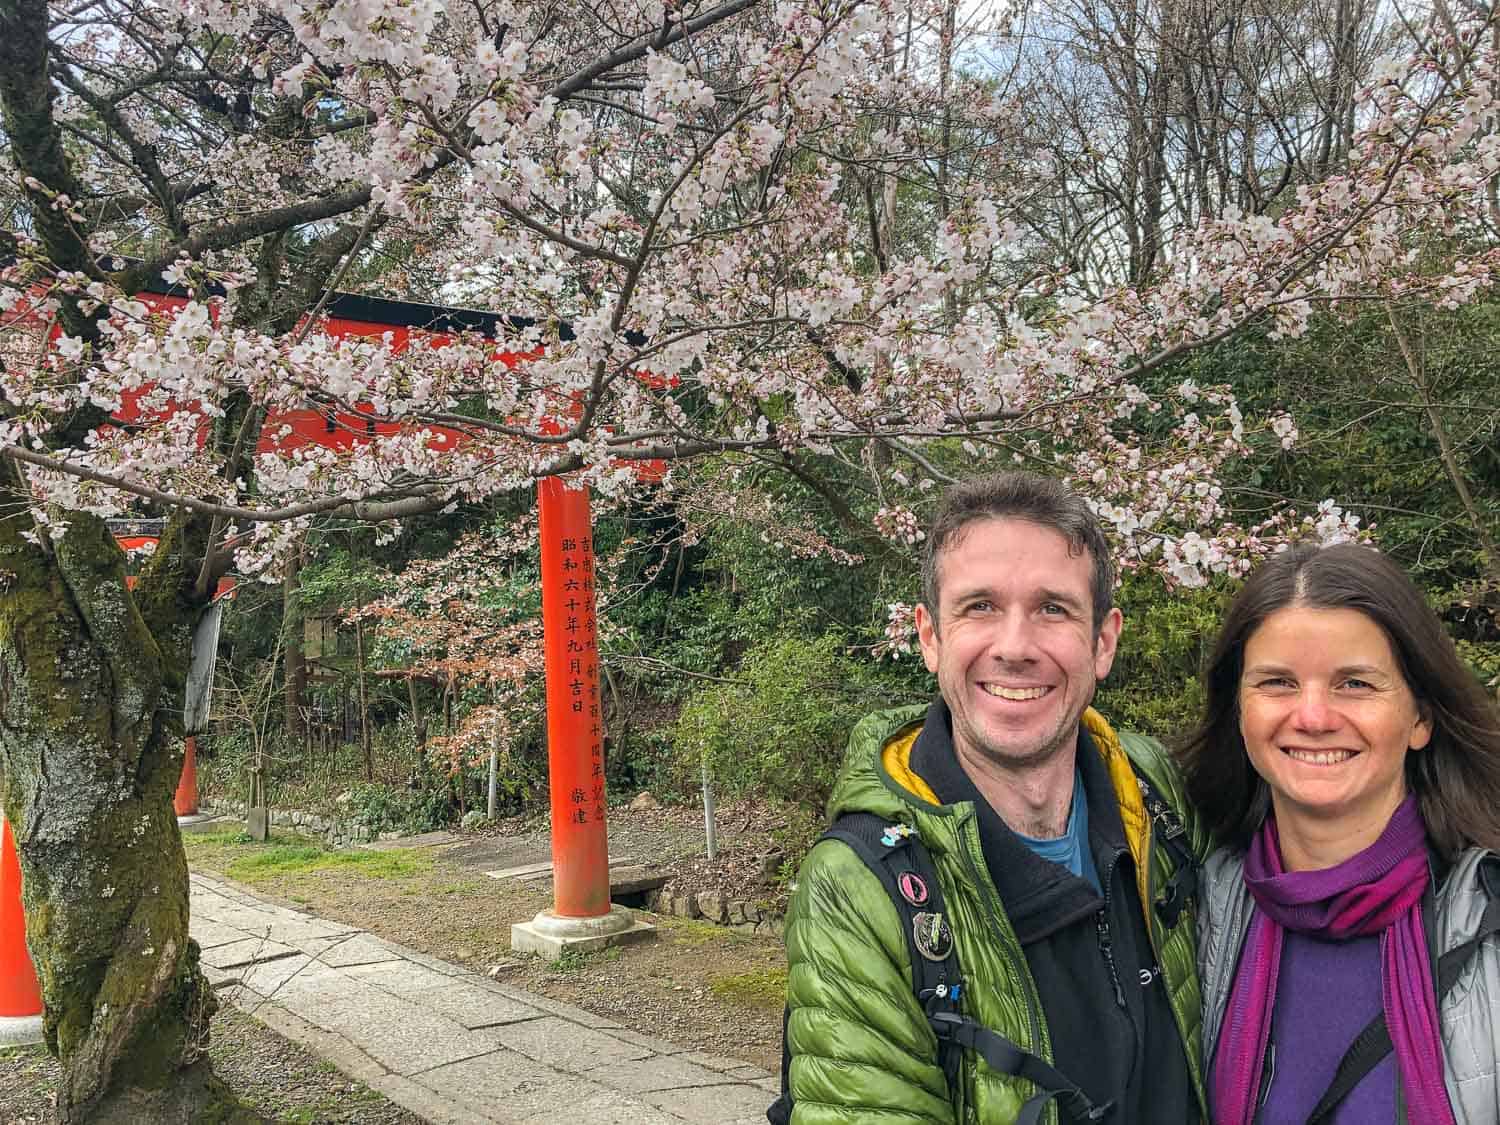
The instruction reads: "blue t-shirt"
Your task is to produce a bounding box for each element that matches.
[1014,768,1101,893]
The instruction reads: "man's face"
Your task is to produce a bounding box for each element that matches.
[915,518,1122,773]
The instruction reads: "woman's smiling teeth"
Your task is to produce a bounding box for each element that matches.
[1283,748,1358,766]
[981,684,1050,701]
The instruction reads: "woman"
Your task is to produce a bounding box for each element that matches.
[1180,543,1500,1124]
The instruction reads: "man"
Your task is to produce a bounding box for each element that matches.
[783,472,1207,1123]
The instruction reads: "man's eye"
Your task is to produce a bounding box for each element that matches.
[1041,603,1066,616]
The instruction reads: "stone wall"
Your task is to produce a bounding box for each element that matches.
[198,797,375,849]
[641,886,785,937]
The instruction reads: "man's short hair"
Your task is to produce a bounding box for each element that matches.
[920,471,1115,631]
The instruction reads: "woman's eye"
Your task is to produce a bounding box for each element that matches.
[1341,678,1373,691]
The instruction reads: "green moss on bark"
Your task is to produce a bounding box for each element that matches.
[0,510,231,1122]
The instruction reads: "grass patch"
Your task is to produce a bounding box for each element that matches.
[658,916,742,946]
[186,828,256,846]
[182,828,327,874]
[181,828,256,870]
[709,968,788,1011]
[278,1085,389,1123]
[182,829,437,884]
[547,946,622,974]
[225,843,432,882]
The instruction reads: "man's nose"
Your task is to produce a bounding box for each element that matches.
[986,612,1037,663]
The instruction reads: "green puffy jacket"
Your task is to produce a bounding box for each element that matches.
[784,704,1209,1125]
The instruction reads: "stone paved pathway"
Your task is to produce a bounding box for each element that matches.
[190,872,776,1124]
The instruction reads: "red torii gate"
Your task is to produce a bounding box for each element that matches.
[34,286,653,956]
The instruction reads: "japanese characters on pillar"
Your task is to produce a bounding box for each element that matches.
[561,529,604,825]
[538,477,611,919]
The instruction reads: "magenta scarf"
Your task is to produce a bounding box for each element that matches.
[1211,797,1453,1125]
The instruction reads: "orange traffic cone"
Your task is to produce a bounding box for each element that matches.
[174,735,200,819]
[0,816,43,1045]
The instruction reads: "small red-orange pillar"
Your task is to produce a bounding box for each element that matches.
[0,816,43,1043]
[537,476,611,918]
[174,736,200,818]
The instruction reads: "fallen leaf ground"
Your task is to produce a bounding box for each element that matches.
[0,1005,425,1125]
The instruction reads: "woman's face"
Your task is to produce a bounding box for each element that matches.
[1238,605,1432,837]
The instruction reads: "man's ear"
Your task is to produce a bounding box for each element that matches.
[1093,606,1123,680]
[915,602,941,675]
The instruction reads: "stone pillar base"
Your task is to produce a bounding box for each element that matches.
[0,1013,44,1047]
[510,905,655,961]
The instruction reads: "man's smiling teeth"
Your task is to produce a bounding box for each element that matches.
[1284,749,1357,765]
[982,685,1049,701]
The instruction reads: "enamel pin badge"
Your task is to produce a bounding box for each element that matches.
[912,911,953,961]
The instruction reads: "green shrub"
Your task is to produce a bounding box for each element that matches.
[769,800,826,888]
[608,727,691,802]
[672,633,911,808]
[1095,578,1227,741]
[345,782,454,836]
[1456,640,1500,699]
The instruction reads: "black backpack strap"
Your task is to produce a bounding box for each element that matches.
[1306,860,1500,1124]
[929,1013,1113,1123]
[1133,770,1199,929]
[1304,1016,1395,1124]
[767,812,959,1124]
[820,812,965,1094]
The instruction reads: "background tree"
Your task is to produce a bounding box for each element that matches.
[998,0,1399,285]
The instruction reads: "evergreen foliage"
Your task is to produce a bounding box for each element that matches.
[201,307,1500,830]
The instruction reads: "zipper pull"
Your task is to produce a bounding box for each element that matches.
[1258,1041,1276,1107]
[1094,912,1127,1009]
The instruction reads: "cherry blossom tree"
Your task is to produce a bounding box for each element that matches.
[1,0,1498,1115]
[351,519,546,789]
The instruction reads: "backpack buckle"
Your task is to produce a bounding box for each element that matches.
[920,979,963,1017]
[1156,868,1193,928]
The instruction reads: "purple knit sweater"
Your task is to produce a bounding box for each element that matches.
[1242,929,1397,1122]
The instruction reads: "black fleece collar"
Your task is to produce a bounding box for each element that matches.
[908,697,1131,944]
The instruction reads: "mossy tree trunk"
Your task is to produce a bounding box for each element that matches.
[0,506,244,1123]
[0,3,390,1118]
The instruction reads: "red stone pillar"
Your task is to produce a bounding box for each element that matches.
[174,736,200,817]
[537,476,610,918]
[0,816,43,1044]
[511,467,652,957]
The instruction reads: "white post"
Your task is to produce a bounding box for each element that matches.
[486,692,500,820]
[487,744,499,819]
[701,757,718,861]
